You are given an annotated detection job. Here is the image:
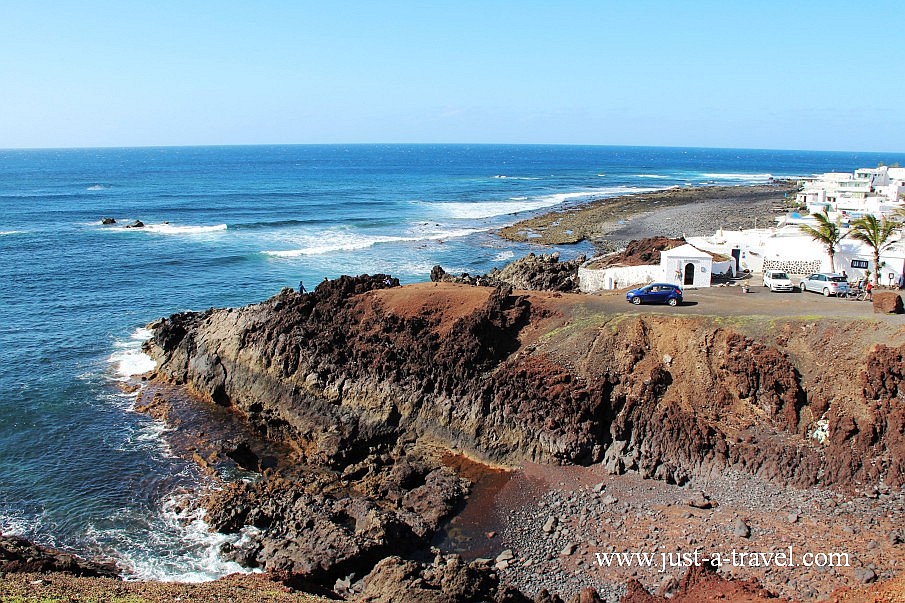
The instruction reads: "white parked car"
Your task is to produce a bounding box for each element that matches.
[763,270,795,292]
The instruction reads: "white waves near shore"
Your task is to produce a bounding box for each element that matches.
[702,172,774,182]
[88,494,259,583]
[263,227,483,258]
[108,328,156,380]
[425,186,670,220]
[139,223,228,235]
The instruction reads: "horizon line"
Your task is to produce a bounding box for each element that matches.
[2,141,905,156]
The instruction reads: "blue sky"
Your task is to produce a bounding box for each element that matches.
[2,1,903,151]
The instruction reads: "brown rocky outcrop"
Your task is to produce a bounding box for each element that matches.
[357,554,531,603]
[143,276,904,592]
[0,532,119,578]
[204,452,467,583]
[146,278,903,490]
[587,237,686,269]
[620,563,790,602]
[873,291,904,314]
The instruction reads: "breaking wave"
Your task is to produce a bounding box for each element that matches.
[263,227,483,258]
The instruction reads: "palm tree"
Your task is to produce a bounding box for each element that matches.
[848,215,899,287]
[799,208,845,272]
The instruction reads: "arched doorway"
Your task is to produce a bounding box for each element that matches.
[684,263,695,286]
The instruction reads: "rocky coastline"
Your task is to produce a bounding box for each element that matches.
[498,181,800,250]
[72,268,901,601]
[5,222,904,600]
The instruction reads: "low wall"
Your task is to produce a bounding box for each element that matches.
[712,259,734,277]
[578,264,661,293]
[762,258,823,276]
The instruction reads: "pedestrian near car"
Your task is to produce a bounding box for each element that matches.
[865,280,873,301]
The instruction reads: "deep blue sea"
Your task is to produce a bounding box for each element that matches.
[1,144,903,580]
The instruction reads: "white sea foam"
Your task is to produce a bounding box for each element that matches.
[428,187,666,220]
[636,174,671,179]
[0,230,23,236]
[263,227,483,258]
[108,328,156,380]
[86,184,107,191]
[89,494,259,583]
[0,511,32,537]
[492,175,541,180]
[701,172,774,181]
[494,250,515,262]
[139,223,228,235]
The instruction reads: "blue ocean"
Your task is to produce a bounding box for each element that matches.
[1,144,902,580]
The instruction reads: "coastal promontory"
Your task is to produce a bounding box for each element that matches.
[120,272,905,600]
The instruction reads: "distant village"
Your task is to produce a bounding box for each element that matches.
[580,165,905,292]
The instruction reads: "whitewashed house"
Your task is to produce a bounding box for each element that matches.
[794,166,905,222]
[661,244,715,288]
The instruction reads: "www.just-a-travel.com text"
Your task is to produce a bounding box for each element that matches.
[595,548,850,573]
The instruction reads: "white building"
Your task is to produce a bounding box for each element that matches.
[578,243,731,292]
[660,244,715,288]
[687,226,905,284]
[794,165,905,222]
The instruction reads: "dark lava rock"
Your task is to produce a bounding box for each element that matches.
[101,217,116,225]
[432,252,585,292]
[0,533,119,578]
[124,220,144,228]
[222,439,260,471]
[204,454,466,585]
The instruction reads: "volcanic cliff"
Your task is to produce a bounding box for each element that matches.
[141,275,905,599]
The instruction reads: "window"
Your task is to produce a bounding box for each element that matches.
[851,259,869,269]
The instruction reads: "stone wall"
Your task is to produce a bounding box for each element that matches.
[763,258,822,276]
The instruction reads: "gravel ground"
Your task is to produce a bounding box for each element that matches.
[458,464,905,602]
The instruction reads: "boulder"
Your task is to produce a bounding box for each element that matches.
[873,291,903,314]
[101,217,116,225]
[358,554,531,603]
[432,252,586,292]
[125,220,145,228]
[567,588,603,603]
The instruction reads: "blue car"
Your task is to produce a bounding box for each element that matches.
[626,283,683,306]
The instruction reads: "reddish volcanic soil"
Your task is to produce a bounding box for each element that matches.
[442,462,903,601]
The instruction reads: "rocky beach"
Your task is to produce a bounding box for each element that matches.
[499,182,800,252]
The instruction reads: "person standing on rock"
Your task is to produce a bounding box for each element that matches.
[298,280,306,294]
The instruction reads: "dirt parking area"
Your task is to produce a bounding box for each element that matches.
[581,280,903,321]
